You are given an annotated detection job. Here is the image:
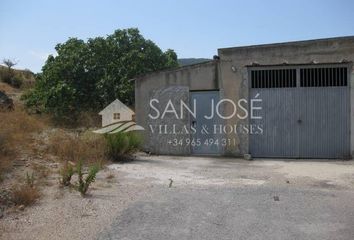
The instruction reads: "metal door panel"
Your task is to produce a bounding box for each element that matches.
[191,91,220,155]
[299,87,350,158]
[250,89,299,157]
[249,65,350,159]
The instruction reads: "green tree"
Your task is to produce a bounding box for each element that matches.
[164,49,179,68]
[23,28,178,120]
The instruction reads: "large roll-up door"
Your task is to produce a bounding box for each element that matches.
[249,64,350,158]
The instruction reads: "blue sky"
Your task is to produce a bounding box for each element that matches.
[1,0,354,72]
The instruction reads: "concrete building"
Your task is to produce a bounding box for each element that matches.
[133,36,354,159]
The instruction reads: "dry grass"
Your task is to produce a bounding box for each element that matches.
[0,132,12,175]
[80,130,107,164]
[0,82,19,93]
[48,130,107,165]
[0,105,47,177]
[48,130,79,162]
[12,185,40,206]
[0,105,45,144]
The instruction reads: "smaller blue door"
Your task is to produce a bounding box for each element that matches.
[190,91,221,155]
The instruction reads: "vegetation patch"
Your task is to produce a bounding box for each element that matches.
[22,28,178,122]
[0,60,35,89]
[59,161,75,186]
[12,184,40,207]
[105,132,142,162]
[0,105,46,178]
[76,160,100,196]
[48,130,106,165]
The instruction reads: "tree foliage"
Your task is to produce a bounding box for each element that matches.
[23,28,178,120]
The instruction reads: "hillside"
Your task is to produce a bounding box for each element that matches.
[178,58,211,66]
[0,65,36,89]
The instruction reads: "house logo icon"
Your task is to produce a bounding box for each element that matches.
[93,99,144,134]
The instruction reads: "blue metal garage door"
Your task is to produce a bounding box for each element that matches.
[249,64,350,158]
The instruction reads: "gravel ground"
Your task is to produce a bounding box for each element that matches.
[1,155,354,240]
[0,169,151,240]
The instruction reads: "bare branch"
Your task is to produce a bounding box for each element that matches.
[2,58,18,70]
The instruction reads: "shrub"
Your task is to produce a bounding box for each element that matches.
[12,185,40,206]
[105,132,141,161]
[1,70,13,85]
[20,79,35,90]
[127,132,142,151]
[22,69,34,79]
[76,160,99,196]
[59,161,75,186]
[106,133,129,157]
[1,72,23,88]
[10,76,23,88]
